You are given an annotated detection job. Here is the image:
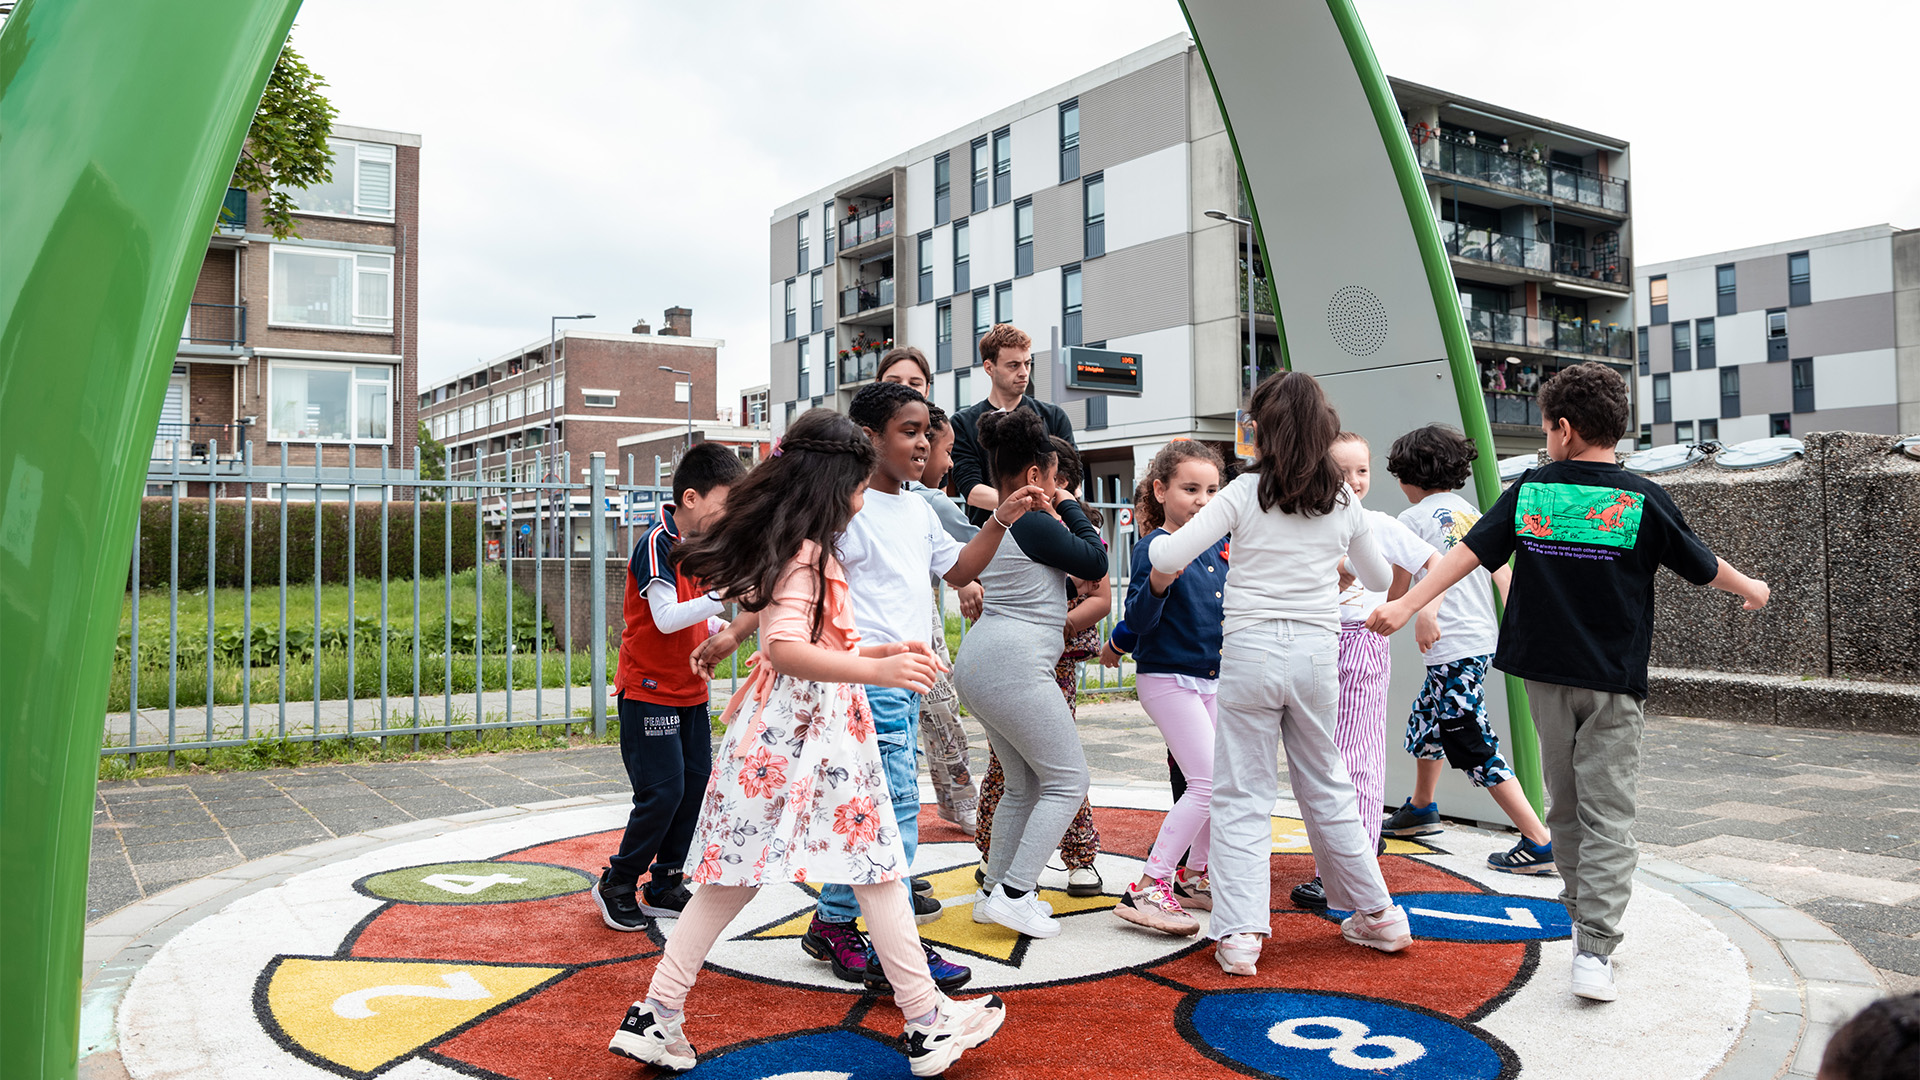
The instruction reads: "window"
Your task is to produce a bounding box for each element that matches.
[1014,198,1034,277]
[1792,356,1815,413]
[1637,424,1653,450]
[933,153,951,226]
[1083,174,1105,258]
[582,390,618,408]
[270,247,392,330]
[994,281,1013,326]
[797,210,810,273]
[972,289,991,364]
[823,331,835,391]
[292,139,395,220]
[1697,317,1716,368]
[797,337,810,400]
[992,127,1012,205]
[1636,325,1649,375]
[1062,264,1083,347]
[935,301,953,372]
[953,219,970,294]
[1671,322,1692,372]
[1767,308,1788,362]
[505,390,522,421]
[1770,413,1792,437]
[458,404,474,436]
[970,136,989,214]
[1720,366,1741,419]
[810,270,823,333]
[526,381,545,415]
[1648,275,1668,325]
[1699,418,1719,442]
[824,200,836,251]
[954,367,971,409]
[1788,251,1811,307]
[785,401,796,428]
[784,279,796,340]
[1716,263,1737,316]
[1652,373,1671,423]
[745,390,769,427]
[1059,99,1080,182]
[917,231,934,303]
[269,362,391,443]
[491,394,508,425]
[1675,420,1694,443]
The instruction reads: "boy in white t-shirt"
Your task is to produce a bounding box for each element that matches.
[1380,425,1554,875]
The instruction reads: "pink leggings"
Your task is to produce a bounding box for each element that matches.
[1314,625,1390,875]
[646,881,937,1018]
[1137,673,1216,880]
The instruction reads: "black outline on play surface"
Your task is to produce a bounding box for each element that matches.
[349,860,594,906]
[244,817,1561,1080]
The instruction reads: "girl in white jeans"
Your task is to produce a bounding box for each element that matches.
[1101,440,1230,937]
[1146,372,1413,976]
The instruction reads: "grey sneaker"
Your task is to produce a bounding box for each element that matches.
[1383,799,1443,837]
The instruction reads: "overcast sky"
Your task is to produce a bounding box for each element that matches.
[289,1,1920,407]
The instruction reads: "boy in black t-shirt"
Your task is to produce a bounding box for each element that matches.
[1369,363,1768,1003]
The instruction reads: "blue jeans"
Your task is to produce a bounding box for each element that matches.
[817,685,922,923]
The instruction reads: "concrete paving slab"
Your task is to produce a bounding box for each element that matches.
[1780,940,1882,986]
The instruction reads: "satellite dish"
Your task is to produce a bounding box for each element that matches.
[1714,436,1804,471]
[1497,454,1537,482]
[1624,443,1708,475]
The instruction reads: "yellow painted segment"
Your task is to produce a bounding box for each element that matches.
[266,958,562,1074]
[1270,816,1425,855]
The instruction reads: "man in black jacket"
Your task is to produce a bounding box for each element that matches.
[949,323,1077,526]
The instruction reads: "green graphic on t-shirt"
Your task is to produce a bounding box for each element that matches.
[1512,483,1644,549]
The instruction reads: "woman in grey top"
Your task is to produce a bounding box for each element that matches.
[951,408,1107,939]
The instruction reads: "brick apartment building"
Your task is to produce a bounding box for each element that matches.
[163,123,422,492]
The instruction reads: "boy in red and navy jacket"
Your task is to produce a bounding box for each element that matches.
[592,443,747,932]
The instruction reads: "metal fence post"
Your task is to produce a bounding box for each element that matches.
[589,452,607,738]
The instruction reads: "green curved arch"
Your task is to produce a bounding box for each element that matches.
[0,1,302,1074]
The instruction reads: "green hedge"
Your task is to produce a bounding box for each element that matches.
[134,498,477,589]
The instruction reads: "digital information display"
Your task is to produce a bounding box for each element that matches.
[1064,346,1142,394]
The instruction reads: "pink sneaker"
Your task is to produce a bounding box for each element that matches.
[1215,932,1262,975]
[1172,867,1213,911]
[1341,904,1413,953]
[1113,879,1199,936]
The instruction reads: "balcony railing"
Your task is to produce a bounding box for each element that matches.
[180,302,247,347]
[1442,224,1627,286]
[1238,270,1276,316]
[840,277,894,318]
[1416,130,1628,213]
[1463,308,1632,359]
[151,421,251,463]
[837,347,883,387]
[1483,390,1543,428]
[838,202,896,251]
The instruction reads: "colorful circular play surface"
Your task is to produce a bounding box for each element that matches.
[117,790,1750,1079]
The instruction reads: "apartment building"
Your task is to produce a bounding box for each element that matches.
[1635,225,1920,447]
[765,34,1636,498]
[164,123,421,490]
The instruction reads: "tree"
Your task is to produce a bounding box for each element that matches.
[416,421,447,500]
[230,37,338,240]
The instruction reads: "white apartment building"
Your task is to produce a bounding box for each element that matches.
[1635,225,1920,447]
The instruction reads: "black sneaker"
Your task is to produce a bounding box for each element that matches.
[1487,835,1556,875]
[911,889,945,925]
[863,942,974,993]
[592,869,649,932]
[1383,798,1444,838]
[1289,876,1328,910]
[910,876,934,897]
[639,871,693,918]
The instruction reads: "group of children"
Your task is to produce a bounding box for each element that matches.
[591,335,1770,1074]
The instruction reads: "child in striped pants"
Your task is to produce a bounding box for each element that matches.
[1289,432,1443,911]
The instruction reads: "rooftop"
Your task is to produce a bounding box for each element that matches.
[1639,224,1907,277]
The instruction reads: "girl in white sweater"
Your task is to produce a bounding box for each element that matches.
[1146,372,1412,976]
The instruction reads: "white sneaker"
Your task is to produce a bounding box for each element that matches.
[1341,904,1413,953]
[1215,932,1262,975]
[971,885,1061,938]
[607,1000,696,1070]
[902,993,1007,1077]
[1571,951,1617,1001]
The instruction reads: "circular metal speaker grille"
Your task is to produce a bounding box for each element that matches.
[1326,285,1388,356]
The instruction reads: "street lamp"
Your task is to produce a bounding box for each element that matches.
[1204,208,1259,407]
[547,312,593,553]
[660,366,693,475]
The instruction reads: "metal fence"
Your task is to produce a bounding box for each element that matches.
[111,442,1139,764]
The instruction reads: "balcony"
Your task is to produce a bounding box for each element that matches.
[181,302,247,347]
[152,421,252,464]
[838,201,895,252]
[1483,390,1542,429]
[1415,129,1628,214]
[836,336,892,386]
[1463,308,1631,360]
[1442,223,1628,288]
[840,277,894,320]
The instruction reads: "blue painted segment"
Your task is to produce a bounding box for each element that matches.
[1324,891,1571,942]
[689,1029,911,1079]
[1189,991,1505,1080]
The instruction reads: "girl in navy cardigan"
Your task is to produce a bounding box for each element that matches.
[1101,440,1228,937]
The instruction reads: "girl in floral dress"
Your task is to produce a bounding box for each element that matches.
[606,410,1014,1078]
